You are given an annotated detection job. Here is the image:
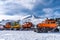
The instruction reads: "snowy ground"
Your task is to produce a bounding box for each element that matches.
[0,31,60,40]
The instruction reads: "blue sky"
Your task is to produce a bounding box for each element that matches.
[0,0,60,20]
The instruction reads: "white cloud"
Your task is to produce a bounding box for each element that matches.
[42,8,60,18]
[15,0,36,10]
[0,0,53,10]
[0,0,36,14]
[54,11,60,18]
[2,0,36,10]
[0,1,6,15]
[42,8,53,18]
[0,0,37,15]
[43,8,53,14]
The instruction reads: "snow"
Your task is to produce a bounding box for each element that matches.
[21,15,46,25]
[0,31,60,40]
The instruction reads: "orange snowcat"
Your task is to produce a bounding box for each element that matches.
[22,22,34,30]
[34,18,59,33]
[4,22,11,29]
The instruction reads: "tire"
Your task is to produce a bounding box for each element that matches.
[34,28,43,33]
[11,28,14,30]
[16,28,20,30]
[54,28,59,32]
[34,28,38,32]
[36,28,40,33]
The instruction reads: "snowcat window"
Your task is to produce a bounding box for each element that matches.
[51,22,55,23]
[47,22,50,24]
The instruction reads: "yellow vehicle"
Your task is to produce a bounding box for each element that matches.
[11,21,21,30]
